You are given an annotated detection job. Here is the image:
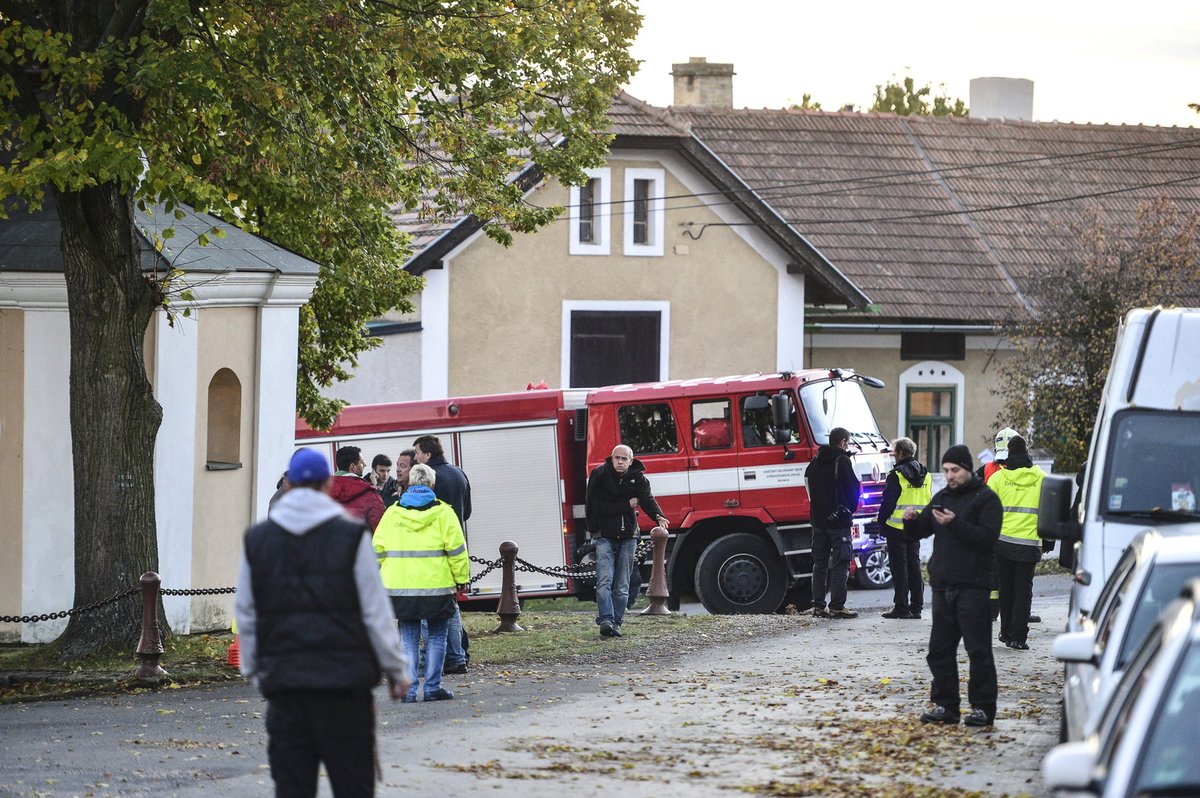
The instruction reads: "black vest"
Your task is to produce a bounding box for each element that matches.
[245,516,380,696]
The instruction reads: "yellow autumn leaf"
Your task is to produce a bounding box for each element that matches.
[226,191,238,202]
[879,677,891,685]
[192,153,202,165]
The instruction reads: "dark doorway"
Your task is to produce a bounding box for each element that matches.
[569,310,661,388]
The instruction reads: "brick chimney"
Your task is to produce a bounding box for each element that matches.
[671,57,735,109]
[969,77,1034,121]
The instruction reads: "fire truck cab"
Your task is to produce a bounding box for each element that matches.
[584,370,892,613]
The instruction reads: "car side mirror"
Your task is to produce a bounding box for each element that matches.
[1041,742,1100,793]
[1039,475,1081,541]
[1051,632,1098,666]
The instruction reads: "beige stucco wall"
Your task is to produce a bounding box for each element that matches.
[191,307,258,629]
[0,309,23,639]
[806,339,1018,462]
[446,156,782,394]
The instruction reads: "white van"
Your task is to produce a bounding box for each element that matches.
[1039,307,1200,633]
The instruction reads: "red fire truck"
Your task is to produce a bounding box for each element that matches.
[295,369,894,614]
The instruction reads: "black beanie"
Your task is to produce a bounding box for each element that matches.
[941,444,973,472]
[1007,435,1028,457]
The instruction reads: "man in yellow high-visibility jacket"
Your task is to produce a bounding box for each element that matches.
[373,463,470,702]
[986,435,1046,650]
[878,437,933,619]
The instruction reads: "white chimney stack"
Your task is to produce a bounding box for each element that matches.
[969,77,1034,121]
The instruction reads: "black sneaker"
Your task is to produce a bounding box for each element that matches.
[424,688,454,701]
[611,624,623,638]
[908,609,922,620]
[599,621,616,637]
[1028,614,1042,624]
[1007,640,1030,651]
[963,708,993,727]
[442,663,468,674]
[919,706,960,724]
[811,607,830,618]
[881,607,910,619]
[998,634,1010,645]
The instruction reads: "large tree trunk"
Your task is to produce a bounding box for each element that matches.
[54,183,165,660]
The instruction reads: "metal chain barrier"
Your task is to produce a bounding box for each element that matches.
[2,540,656,622]
[0,586,140,625]
[160,587,237,596]
[467,554,503,587]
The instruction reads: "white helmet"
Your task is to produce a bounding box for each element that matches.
[994,427,1018,461]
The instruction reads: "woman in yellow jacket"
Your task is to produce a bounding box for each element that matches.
[373,463,470,702]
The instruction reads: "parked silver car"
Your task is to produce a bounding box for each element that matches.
[1042,579,1200,796]
[1053,531,1200,741]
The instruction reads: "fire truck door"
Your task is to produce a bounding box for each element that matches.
[686,399,740,514]
[736,394,808,521]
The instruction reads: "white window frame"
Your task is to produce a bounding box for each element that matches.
[568,168,611,256]
[623,167,665,257]
[561,300,670,388]
[897,361,966,446]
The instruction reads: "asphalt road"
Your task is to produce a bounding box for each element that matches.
[0,574,1071,797]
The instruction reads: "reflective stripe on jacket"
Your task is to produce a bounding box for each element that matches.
[989,465,1047,547]
[372,500,470,596]
[886,471,933,530]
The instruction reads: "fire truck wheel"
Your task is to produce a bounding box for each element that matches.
[694,533,788,614]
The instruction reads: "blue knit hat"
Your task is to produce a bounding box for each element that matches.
[288,448,331,483]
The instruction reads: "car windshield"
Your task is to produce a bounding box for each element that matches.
[1101,411,1200,522]
[1117,564,1199,668]
[799,380,884,447]
[1131,642,1200,794]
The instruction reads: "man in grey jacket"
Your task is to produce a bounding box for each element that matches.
[235,448,410,797]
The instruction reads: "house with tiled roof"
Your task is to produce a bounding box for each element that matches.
[333,58,1200,469]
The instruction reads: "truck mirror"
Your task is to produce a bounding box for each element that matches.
[1038,475,1081,542]
[769,392,790,429]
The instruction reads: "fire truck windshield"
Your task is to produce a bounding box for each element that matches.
[799,379,884,447]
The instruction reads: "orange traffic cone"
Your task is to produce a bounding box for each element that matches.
[226,635,240,668]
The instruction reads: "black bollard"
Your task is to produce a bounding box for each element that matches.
[134,572,168,681]
[492,541,524,633]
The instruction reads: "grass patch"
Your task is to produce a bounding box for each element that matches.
[1035,558,1070,576]
[462,609,718,665]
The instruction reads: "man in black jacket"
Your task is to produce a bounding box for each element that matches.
[586,444,669,638]
[804,427,860,619]
[903,444,1002,728]
[876,436,931,619]
[235,448,409,796]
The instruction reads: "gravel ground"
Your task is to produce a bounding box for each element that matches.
[0,575,1070,797]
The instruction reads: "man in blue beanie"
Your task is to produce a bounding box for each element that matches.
[903,444,1002,728]
[235,448,410,796]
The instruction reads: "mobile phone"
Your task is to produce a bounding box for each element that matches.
[930,504,946,511]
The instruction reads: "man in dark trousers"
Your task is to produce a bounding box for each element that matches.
[804,426,860,619]
[987,435,1047,650]
[586,444,670,638]
[903,444,1002,728]
[877,436,931,619]
[234,448,410,797]
[412,435,471,673]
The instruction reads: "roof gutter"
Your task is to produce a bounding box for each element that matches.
[805,322,997,333]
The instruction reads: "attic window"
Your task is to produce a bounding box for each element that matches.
[206,368,242,470]
[623,168,664,257]
[569,168,610,256]
[901,332,965,361]
[579,179,597,243]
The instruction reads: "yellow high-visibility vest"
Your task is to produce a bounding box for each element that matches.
[990,465,1047,548]
[372,501,470,596]
[886,470,933,530]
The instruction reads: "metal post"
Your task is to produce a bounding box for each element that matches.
[640,526,671,616]
[492,541,524,633]
[134,572,168,681]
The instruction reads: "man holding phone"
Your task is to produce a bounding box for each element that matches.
[902,444,1002,728]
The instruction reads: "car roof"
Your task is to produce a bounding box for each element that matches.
[1149,532,1200,564]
